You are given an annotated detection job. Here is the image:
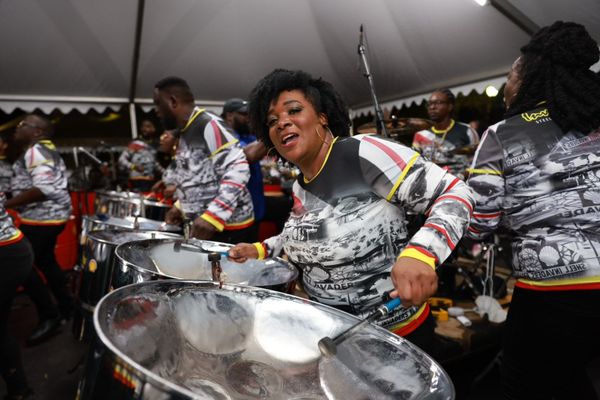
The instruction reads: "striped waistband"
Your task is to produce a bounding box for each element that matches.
[516,277,600,291]
[19,218,68,226]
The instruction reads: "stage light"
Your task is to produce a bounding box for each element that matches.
[485,85,499,97]
[473,0,489,6]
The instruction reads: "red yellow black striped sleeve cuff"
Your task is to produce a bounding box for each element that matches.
[397,246,437,270]
[200,212,225,232]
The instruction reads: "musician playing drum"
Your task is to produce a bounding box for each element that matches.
[152,77,255,243]
[229,69,474,358]
[412,89,479,179]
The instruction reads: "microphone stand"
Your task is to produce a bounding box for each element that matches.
[76,147,103,166]
[358,25,388,138]
[73,146,103,214]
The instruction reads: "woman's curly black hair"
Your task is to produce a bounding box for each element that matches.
[248,69,351,149]
[506,21,600,134]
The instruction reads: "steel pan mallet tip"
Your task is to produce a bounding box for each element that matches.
[318,337,337,357]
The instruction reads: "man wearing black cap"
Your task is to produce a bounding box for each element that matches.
[222,99,266,240]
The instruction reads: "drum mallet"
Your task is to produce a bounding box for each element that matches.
[208,252,224,288]
[318,296,402,357]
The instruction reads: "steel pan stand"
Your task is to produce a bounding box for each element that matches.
[357,24,388,138]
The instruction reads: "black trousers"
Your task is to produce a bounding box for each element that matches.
[20,223,72,316]
[0,238,33,396]
[501,286,600,400]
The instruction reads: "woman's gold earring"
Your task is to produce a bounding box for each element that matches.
[326,126,334,139]
[315,125,331,144]
[315,127,327,143]
[266,147,277,158]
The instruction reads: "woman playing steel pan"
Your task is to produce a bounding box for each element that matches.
[229,69,473,355]
[467,22,600,399]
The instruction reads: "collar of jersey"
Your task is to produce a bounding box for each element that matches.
[38,139,55,150]
[303,136,339,184]
[181,107,205,133]
[431,119,455,135]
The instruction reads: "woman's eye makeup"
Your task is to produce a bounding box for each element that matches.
[266,104,303,127]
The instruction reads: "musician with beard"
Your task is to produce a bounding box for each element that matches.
[152,77,255,243]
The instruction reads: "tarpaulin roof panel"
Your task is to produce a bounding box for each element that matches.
[0,0,597,114]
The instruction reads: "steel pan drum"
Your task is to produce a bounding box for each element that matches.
[95,190,141,217]
[79,281,454,399]
[73,230,182,341]
[81,214,180,246]
[96,190,172,220]
[142,198,172,221]
[113,238,298,293]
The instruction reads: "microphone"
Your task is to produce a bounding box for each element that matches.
[358,24,364,54]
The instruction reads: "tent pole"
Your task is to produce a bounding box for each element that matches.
[129,103,138,139]
[129,0,146,103]
[128,0,145,139]
[490,0,539,36]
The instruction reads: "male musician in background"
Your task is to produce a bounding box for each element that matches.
[153,77,255,243]
[6,114,73,345]
[412,89,479,178]
[118,118,161,192]
[221,98,266,241]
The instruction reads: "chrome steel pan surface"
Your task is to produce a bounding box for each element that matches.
[85,280,454,399]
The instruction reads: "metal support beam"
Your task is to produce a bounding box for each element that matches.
[129,103,138,139]
[490,0,540,36]
[129,0,146,103]
[128,0,145,139]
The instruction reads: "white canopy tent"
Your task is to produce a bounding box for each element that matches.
[0,0,598,129]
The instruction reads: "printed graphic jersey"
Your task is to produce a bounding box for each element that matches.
[467,105,600,289]
[163,108,254,231]
[118,139,158,181]
[11,140,72,224]
[0,158,12,193]
[263,134,473,330]
[413,120,478,153]
[413,120,479,176]
[0,192,22,244]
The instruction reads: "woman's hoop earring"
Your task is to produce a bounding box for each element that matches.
[326,126,335,140]
[266,146,278,158]
[315,126,330,144]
